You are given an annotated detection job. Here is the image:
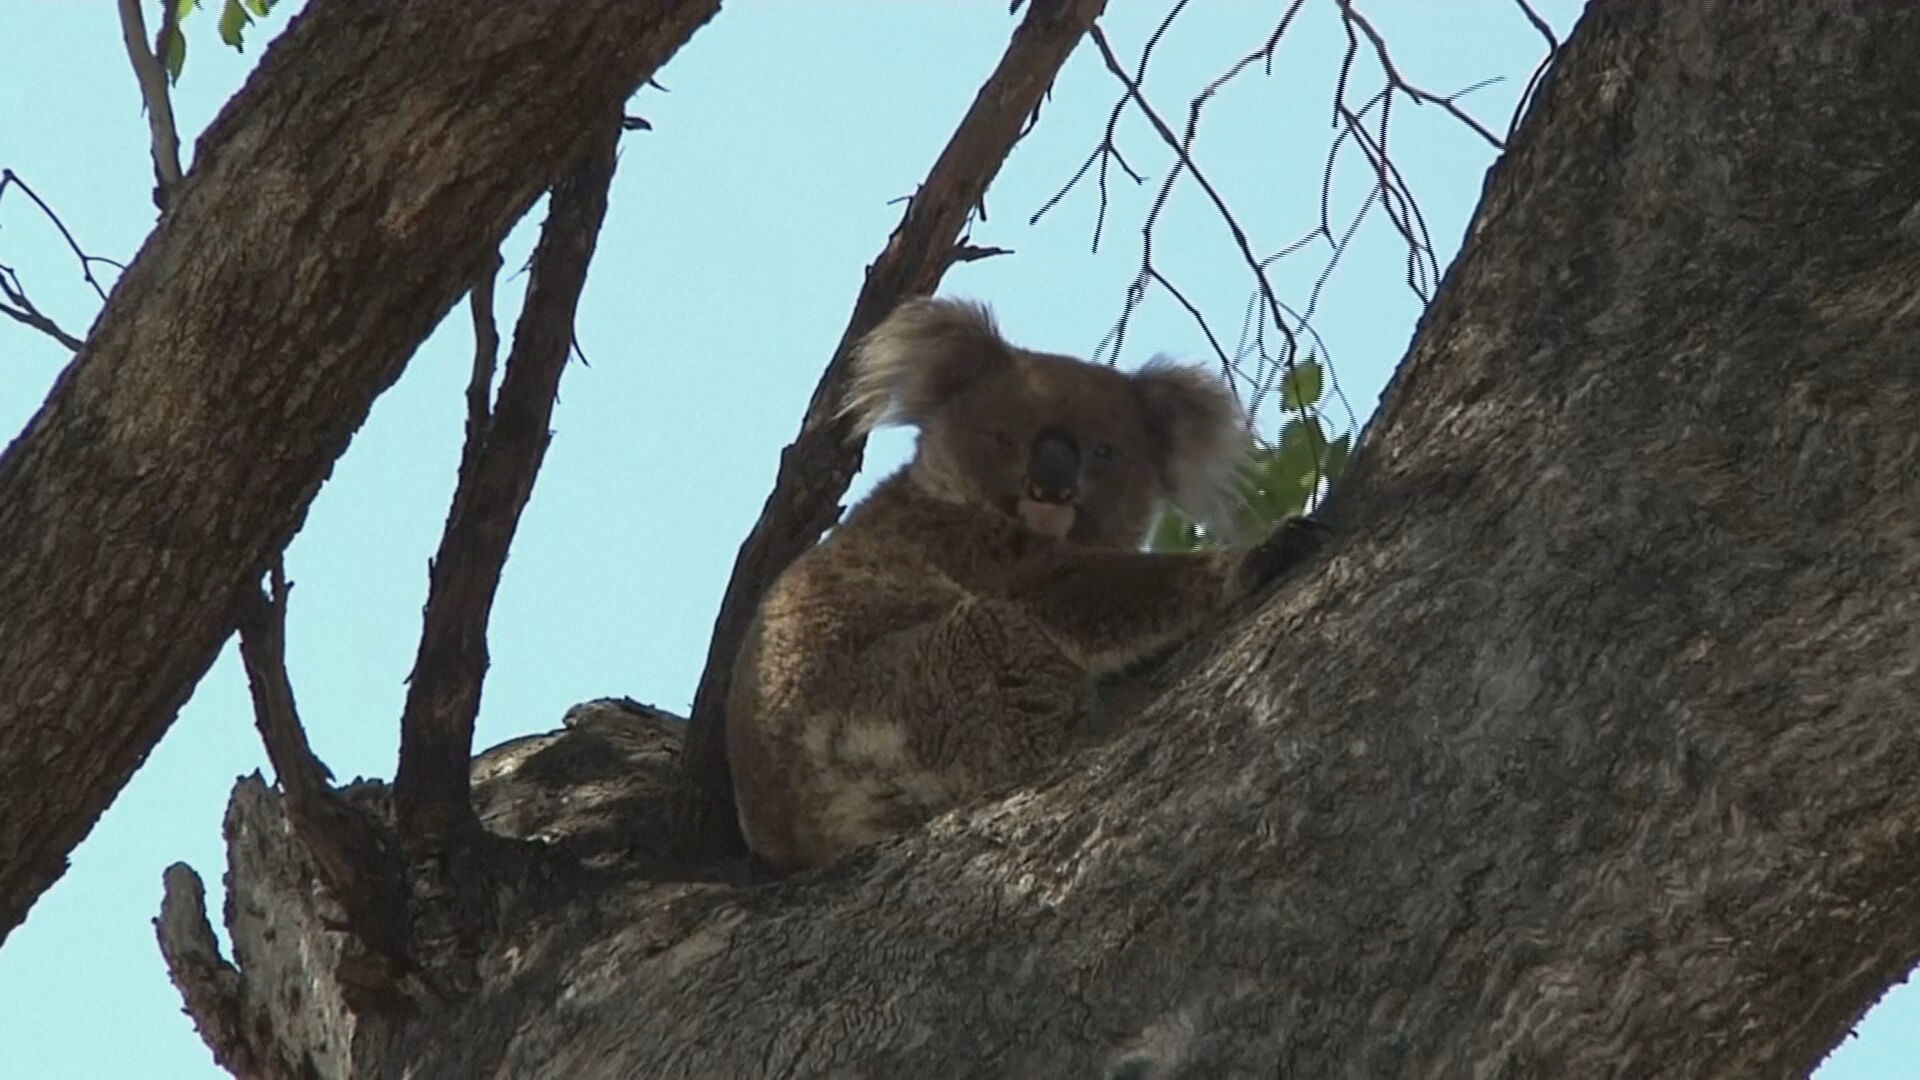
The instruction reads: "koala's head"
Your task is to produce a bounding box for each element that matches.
[845,297,1247,548]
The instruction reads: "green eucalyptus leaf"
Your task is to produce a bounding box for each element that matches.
[162,25,186,83]
[244,0,271,15]
[1280,358,1324,411]
[218,0,251,49]
[1149,510,1202,553]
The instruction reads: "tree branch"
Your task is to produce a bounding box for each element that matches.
[670,0,1110,859]
[234,561,412,988]
[0,168,120,303]
[0,265,83,351]
[393,114,622,847]
[1333,0,1506,150]
[155,863,293,1080]
[116,0,185,207]
[0,0,721,948]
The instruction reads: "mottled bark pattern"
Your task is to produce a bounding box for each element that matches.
[0,0,719,941]
[173,1,1920,1077]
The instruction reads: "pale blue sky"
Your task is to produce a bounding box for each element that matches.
[0,3,1908,1077]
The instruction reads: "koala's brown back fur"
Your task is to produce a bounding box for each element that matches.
[726,298,1304,872]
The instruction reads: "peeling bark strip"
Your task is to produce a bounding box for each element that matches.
[0,0,721,945]
[188,2,1920,1075]
[673,0,1111,858]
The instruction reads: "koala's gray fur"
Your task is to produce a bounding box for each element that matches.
[726,297,1319,872]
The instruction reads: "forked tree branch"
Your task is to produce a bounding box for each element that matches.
[0,169,121,352]
[115,0,185,207]
[671,0,1111,858]
[0,0,722,951]
[0,266,83,351]
[392,116,622,847]
[233,560,413,988]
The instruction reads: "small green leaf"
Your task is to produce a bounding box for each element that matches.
[1280,358,1324,411]
[1237,432,1314,522]
[1277,419,1323,483]
[1321,433,1353,486]
[162,25,186,83]
[218,0,251,49]
[1149,509,1202,553]
[244,0,272,15]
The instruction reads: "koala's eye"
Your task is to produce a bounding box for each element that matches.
[1090,441,1120,463]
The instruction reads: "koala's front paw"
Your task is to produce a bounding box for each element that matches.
[1233,515,1328,597]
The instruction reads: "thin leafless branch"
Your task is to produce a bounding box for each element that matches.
[672,0,1111,859]
[1505,0,1562,141]
[392,117,622,848]
[234,560,413,987]
[0,169,124,351]
[0,169,120,300]
[1333,0,1505,150]
[1086,25,1301,382]
[460,254,504,493]
[116,0,184,207]
[0,265,83,351]
[1038,2,1538,515]
[1029,0,1184,250]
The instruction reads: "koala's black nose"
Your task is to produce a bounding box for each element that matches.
[1025,430,1080,504]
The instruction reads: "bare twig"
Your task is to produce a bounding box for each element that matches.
[953,242,1014,264]
[116,0,185,207]
[459,255,504,494]
[392,117,621,847]
[672,0,1110,859]
[234,560,412,982]
[0,169,120,301]
[1333,0,1505,150]
[1505,0,1562,141]
[1513,0,1559,49]
[1029,0,1184,250]
[1087,25,1300,375]
[0,265,83,351]
[0,169,126,350]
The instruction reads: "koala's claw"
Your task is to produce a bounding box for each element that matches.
[1235,515,1328,595]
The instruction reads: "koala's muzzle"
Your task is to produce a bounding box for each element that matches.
[1019,430,1080,538]
[1025,430,1080,503]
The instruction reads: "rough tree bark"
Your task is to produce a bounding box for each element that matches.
[0,0,720,944]
[139,0,1920,1075]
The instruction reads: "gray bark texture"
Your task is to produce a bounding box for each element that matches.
[0,0,720,943]
[137,0,1920,1076]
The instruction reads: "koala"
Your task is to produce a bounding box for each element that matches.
[725,297,1322,873]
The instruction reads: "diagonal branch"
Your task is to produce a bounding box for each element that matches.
[0,0,722,950]
[0,265,83,351]
[234,560,412,984]
[0,168,121,303]
[392,115,622,847]
[115,0,185,207]
[670,0,1110,858]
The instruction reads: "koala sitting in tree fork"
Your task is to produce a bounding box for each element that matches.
[726,297,1324,873]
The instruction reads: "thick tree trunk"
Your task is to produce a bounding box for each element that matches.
[0,0,719,943]
[166,1,1920,1076]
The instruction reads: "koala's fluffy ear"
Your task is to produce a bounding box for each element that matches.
[1132,358,1251,532]
[843,297,1013,433]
